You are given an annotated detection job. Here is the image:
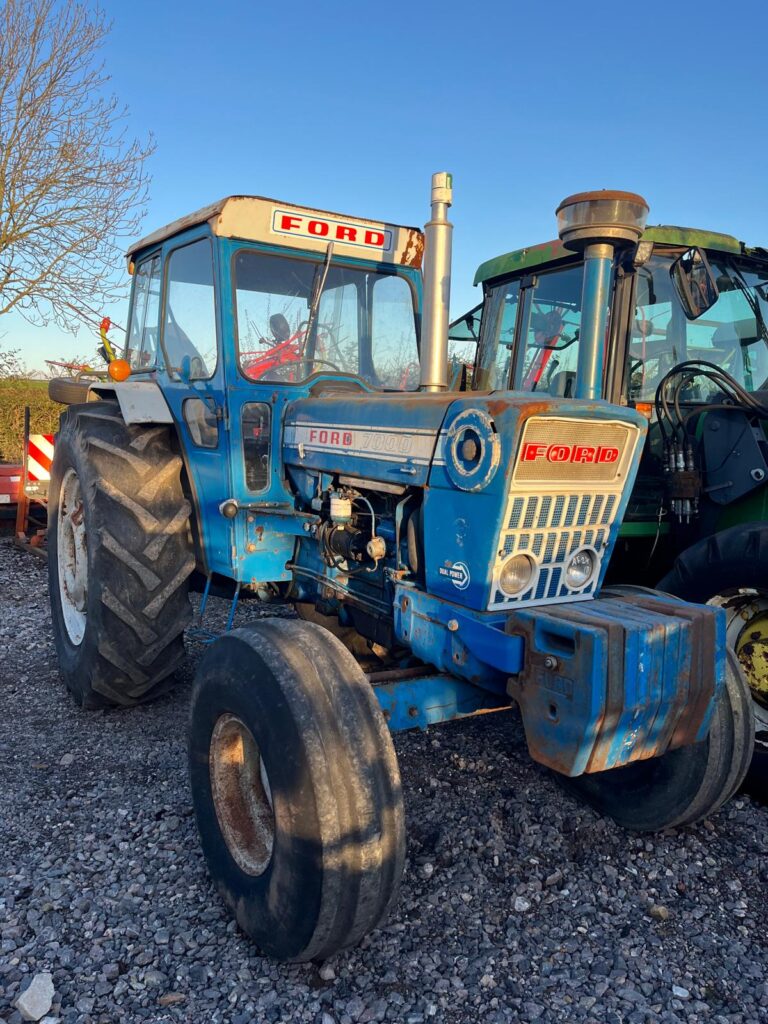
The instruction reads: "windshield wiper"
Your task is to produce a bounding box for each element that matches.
[305,242,335,352]
[728,262,768,348]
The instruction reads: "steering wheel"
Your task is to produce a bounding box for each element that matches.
[294,320,341,362]
[316,322,343,361]
[302,357,341,373]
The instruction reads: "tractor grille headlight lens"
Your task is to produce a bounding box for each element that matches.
[565,548,597,589]
[499,554,536,596]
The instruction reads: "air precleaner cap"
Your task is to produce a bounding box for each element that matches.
[556,190,649,251]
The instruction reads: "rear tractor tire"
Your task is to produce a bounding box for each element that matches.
[48,401,194,708]
[562,649,754,831]
[658,525,768,782]
[188,618,405,962]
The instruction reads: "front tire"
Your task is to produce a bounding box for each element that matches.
[562,650,754,831]
[48,401,194,708]
[188,618,405,962]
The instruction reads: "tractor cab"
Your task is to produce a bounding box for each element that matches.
[462,221,768,769]
[123,196,424,580]
[465,226,768,550]
[469,227,768,410]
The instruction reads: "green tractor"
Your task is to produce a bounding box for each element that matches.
[452,196,768,779]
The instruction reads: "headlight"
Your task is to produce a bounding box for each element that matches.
[499,554,536,596]
[565,548,597,589]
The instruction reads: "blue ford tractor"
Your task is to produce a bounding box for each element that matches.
[47,178,753,962]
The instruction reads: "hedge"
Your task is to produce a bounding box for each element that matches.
[0,379,61,464]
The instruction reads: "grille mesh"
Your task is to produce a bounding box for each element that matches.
[492,490,610,606]
[506,492,616,531]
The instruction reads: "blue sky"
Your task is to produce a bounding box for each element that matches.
[7,0,768,370]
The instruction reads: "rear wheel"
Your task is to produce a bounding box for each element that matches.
[48,401,194,708]
[188,618,405,961]
[658,525,768,780]
[562,650,754,831]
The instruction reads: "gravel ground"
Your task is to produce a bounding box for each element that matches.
[1,541,767,1024]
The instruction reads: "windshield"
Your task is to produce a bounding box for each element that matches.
[234,250,419,389]
[476,262,586,394]
[629,251,768,402]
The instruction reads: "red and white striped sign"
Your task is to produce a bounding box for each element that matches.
[27,434,54,482]
[25,434,54,498]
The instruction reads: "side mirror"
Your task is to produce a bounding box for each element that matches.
[670,247,719,320]
[448,303,482,344]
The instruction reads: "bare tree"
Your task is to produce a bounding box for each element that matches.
[0,340,25,378]
[0,0,154,333]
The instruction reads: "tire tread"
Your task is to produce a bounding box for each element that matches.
[48,401,193,707]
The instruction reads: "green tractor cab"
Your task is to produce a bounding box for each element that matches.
[459,214,768,776]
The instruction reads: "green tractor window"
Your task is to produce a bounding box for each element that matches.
[514,264,583,396]
[477,263,585,395]
[629,254,768,402]
[475,279,520,390]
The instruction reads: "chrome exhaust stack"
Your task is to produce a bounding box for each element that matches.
[420,172,453,392]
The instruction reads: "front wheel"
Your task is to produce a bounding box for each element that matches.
[188,618,405,961]
[562,650,754,831]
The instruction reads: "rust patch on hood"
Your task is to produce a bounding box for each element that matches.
[485,397,556,420]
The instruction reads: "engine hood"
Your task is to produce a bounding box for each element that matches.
[283,390,456,487]
[282,389,646,490]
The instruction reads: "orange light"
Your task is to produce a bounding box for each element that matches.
[635,402,653,419]
[108,358,131,382]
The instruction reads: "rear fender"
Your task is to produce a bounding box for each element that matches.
[89,381,173,424]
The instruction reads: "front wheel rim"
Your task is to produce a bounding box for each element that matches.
[209,714,275,876]
[57,467,88,646]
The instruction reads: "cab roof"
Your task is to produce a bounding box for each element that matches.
[473,225,757,286]
[128,195,424,268]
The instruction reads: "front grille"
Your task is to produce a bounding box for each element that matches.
[489,416,641,612]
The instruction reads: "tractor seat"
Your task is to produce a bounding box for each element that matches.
[548,370,576,397]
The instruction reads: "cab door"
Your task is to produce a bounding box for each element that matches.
[216,242,302,586]
[157,232,234,577]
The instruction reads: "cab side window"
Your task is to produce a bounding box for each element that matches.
[164,238,218,380]
[243,402,271,492]
[127,256,161,370]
